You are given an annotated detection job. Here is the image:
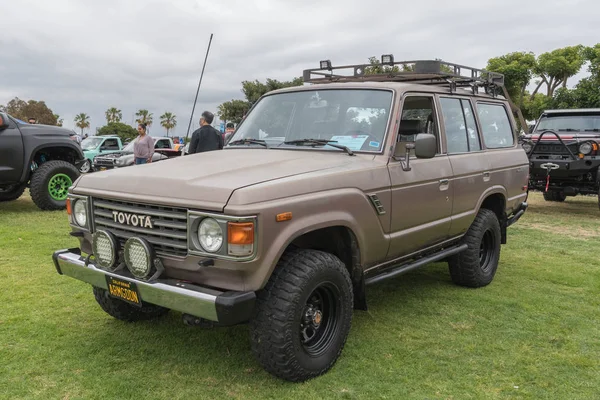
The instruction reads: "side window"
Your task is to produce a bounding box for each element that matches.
[396,96,439,156]
[440,98,468,153]
[477,103,515,148]
[462,100,481,151]
[104,139,118,149]
[155,140,168,149]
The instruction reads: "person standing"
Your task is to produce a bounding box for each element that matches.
[223,122,235,144]
[134,123,154,165]
[188,111,223,154]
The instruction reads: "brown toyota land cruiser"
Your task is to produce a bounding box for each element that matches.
[53,58,529,382]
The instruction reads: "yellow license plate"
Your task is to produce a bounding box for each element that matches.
[106,276,141,307]
[100,167,107,171]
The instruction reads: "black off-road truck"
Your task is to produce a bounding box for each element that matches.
[521,109,600,209]
[0,112,84,210]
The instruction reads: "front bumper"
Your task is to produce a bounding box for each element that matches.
[52,249,255,325]
[529,157,600,178]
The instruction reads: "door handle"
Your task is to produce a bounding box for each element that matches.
[439,179,449,191]
[483,171,491,182]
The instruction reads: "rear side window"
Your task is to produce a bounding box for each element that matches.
[477,103,514,148]
[439,98,480,154]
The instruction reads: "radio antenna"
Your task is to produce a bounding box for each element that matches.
[185,33,214,142]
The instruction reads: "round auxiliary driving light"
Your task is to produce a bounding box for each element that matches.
[73,200,87,227]
[124,237,155,279]
[198,218,223,253]
[579,142,593,155]
[92,230,118,270]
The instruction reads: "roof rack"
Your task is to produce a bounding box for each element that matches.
[302,58,504,95]
[303,56,528,133]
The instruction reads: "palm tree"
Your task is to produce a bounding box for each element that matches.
[54,114,64,127]
[160,112,177,136]
[135,109,153,133]
[105,107,122,123]
[74,113,90,135]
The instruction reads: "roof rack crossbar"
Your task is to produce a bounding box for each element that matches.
[302,59,504,92]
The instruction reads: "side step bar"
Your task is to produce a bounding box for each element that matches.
[365,244,468,286]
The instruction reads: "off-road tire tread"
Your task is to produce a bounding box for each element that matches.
[93,286,169,322]
[0,182,27,202]
[448,208,501,288]
[249,248,353,382]
[543,190,566,202]
[30,160,79,210]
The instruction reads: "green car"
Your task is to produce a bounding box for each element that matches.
[79,136,123,173]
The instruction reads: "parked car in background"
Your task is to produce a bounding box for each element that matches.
[93,136,180,170]
[79,136,124,173]
[520,108,600,208]
[0,112,83,210]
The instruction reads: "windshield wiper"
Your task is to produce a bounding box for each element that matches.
[228,138,269,148]
[557,129,578,132]
[283,139,354,156]
[584,129,600,132]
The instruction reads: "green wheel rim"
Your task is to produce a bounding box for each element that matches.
[48,173,72,201]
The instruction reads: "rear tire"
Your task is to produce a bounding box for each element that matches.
[0,182,27,202]
[93,286,169,322]
[543,190,566,202]
[249,248,353,382]
[448,208,501,288]
[30,160,79,210]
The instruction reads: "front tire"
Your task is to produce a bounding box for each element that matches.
[93,286,170,322]
[448,208,501,288]
[30,160,80,210]
[0,182,27,202]
[79,159,92,173]
[249,249,353,382]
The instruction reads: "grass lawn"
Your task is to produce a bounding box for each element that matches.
[1,191,599,399]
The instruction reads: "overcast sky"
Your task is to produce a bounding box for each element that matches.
[1,0,598,136]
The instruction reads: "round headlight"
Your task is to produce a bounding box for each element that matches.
[522,142,533,153]
[73,200,87,227]
[198,218,223,252]
[124,237,153,279]
[579,142,593,155]
[92,230,118,270]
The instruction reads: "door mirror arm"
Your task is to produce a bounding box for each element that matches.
[392,143,415,171]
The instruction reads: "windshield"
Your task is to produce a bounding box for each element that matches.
[536,114,600,132]
[228,89,393,152]
[122,141,136,152]
[81,137,103,150]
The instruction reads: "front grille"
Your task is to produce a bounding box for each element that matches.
[531,142,578,156]
[92,198,188,257]
[94,157,115,167]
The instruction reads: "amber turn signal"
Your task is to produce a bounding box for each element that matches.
[66,198,72,215]
[227,222,254,245]
[276,212,292,222]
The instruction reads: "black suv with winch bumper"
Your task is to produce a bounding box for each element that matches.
[520,109,600,208]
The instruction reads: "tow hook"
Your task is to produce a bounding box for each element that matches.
[540,163,560,192]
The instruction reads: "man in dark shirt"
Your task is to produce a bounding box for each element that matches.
[188,111,224,154]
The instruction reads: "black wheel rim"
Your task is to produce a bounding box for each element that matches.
[299,282,341,357]
[479,230,495,272]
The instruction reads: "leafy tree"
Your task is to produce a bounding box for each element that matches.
[0,97,58,124]
[160,112,177,136]
[522,93,552,121]
[96,122,138,142]
[241,77,304,105]
[54,114,64,127]
[217,99,250,124]
[74,113,90,134]
[135,109,153,130]
[486,52,536,107]
[105,107,122,124]
[531,45,585,99]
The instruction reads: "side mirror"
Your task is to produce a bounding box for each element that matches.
[0,113,9,130]
[414,133,437,159]
[394,133,436,171]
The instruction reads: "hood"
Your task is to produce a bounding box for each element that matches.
[95,151,133,159]
[73,148,365,211]
[17,123,74,137]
